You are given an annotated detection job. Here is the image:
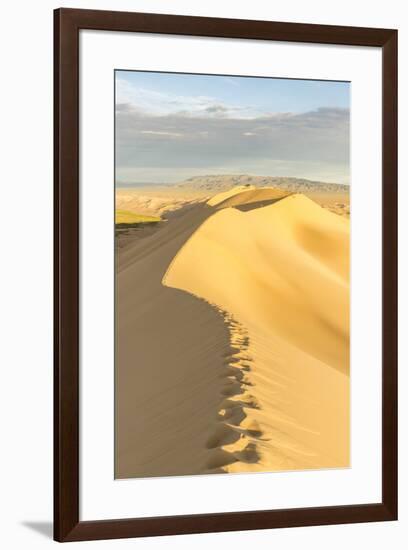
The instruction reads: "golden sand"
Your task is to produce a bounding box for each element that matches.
[115,187,349,477]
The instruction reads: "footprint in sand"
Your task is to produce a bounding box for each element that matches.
[204,313,265,473]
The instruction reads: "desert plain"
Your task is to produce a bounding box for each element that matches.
[115,176,350,478]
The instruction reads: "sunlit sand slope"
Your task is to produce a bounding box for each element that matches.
[163,194,350,472]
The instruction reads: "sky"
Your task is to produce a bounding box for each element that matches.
[115,70,350,185]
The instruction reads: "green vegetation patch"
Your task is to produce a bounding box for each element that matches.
[115,209,161,227]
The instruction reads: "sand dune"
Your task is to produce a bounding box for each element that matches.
[116,187,207,217]
[207,185,290,209]
[163,193,349,472]
[116,187,349,477]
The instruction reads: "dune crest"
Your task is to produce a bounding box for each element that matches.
[207,185,256,206]
[208,185,290,210]
[163,193,350,472]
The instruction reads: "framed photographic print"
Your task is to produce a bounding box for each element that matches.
[54,8,398,542]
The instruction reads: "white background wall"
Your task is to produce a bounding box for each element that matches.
[0,0,405,548]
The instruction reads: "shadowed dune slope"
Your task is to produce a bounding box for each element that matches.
[116,203,238,478]
[163,194,350,472]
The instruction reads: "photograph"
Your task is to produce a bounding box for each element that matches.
[114,70,351,479]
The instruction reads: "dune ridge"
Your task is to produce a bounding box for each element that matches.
[207,185,290,209]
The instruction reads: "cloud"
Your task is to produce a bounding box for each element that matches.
[204,104,229,115]
[115,104,350,184]
[115,78,261,119]
[140,130,183,138]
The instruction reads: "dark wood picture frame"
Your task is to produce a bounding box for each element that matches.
[54,7,398,543]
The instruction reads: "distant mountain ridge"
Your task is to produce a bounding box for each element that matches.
[177,175,349,194]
